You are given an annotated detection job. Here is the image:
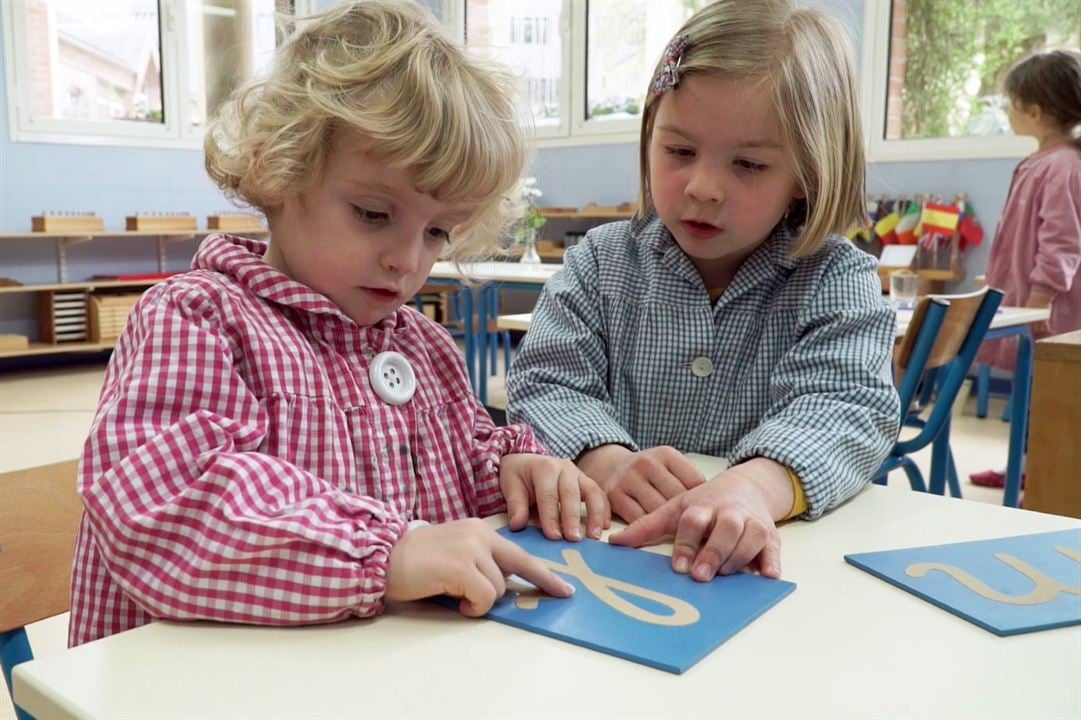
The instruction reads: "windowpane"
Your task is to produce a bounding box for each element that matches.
[585,0,710,123]
[185,0,279,128]
[465,0,564,128]
[23,0,163,124]
[885,0,1080,141]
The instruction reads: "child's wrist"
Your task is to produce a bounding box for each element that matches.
[730,457,795,521]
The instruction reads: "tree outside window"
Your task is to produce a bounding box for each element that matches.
[887,0,1080,142]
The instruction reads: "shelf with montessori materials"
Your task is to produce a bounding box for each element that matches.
[0,214,268,360]
[532,203,636,262]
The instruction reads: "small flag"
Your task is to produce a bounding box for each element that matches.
[874,211,901,245]
[920,202,961,236]
[895,203,921,245]
[959,202,984,249]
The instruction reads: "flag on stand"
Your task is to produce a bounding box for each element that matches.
[895,203,921,245]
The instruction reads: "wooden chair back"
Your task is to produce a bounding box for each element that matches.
[0,460,82,634]
[895,288,991,374]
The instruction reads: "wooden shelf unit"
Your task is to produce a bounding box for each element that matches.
[0,228,268,360]
[532,204,636,262]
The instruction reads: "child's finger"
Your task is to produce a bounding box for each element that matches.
[719,521,770,576]
[557,468,582,541]
[671,505,712,574]
[692,516,742,582]
[533,475,562,540]
[493,539,574,598]
[666,454,708,490]
[501,477,531,530]
[609,496,678,547]
[457,567,500,617]
[580,478,611,539]
[756,532,783,579]
[630,480,669,514]
[609,491,647,525]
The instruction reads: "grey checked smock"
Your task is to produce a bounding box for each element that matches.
[506,215,900,518]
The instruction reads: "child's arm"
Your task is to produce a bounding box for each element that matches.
[79,284,412,628]
[722,245,900,517]
[506,239,640,460]
[612,245,899,578]
[1027,158,1081,332]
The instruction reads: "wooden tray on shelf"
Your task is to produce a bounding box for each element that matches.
[31,214,104,233]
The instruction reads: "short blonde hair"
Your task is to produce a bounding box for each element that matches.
[205,0,526,262]
[637,0,866,256]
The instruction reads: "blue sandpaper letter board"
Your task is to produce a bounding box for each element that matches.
[845,528,1081,636]
[435,525,796,674]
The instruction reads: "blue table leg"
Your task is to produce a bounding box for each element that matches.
[928,413,951,496]
[477,284,489,405]
[1003,328,1032,508]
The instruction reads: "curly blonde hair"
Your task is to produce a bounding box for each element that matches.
[205,0,526,262]
[637,0,866,256]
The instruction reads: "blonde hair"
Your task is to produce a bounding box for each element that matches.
[205,0,526,262]
[637,0,866,256]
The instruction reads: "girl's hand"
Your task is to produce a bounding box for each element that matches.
[608,458,792,580]
[500,454,611,541]
[385,519,575,617]
[578,445,706,523]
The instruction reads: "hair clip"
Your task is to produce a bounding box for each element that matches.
[651,34,690,97]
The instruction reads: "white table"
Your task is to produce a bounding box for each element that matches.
[14,465,1081,719]
[501,307,1052,338]
[427,261,560,403]
[895,306,1050,338]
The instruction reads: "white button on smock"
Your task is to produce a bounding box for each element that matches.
[690,356,713,378]
[369,351,416,405]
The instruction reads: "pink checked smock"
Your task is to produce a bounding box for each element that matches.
[978,144,1081,371]
[69,234,543,647]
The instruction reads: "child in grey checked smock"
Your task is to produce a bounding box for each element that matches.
[507,0,900,583]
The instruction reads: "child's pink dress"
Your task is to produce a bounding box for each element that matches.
[977,144,1081,371]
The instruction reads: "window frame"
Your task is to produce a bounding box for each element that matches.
[860,0,1035,163]
[2,0,309,149]
[444,0,642,149]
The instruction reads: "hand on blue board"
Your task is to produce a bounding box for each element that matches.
[385,519,576,616]
[610,458,790,580]
[500,454,611,541]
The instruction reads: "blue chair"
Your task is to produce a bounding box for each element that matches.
[874,288,1004,495]
[1,460,82,720]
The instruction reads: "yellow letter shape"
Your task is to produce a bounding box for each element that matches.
[905,545,1081,606]
[513,549,700,626]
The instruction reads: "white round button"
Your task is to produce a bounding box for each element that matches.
[691,356,713,378]
[369,351,416,405]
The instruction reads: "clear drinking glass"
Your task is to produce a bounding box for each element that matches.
[889,270,919,311]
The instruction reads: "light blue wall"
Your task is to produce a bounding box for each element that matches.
[0,1,1021,338]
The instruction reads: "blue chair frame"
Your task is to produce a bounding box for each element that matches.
[874,288,1004,495]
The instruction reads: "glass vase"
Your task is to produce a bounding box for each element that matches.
[519,230,541,264]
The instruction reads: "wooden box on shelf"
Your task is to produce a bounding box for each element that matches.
[37,290,89,344]
[31,214,104,233]
[88,294,143,343]
[207,214,266,233]
[125,214,198,232]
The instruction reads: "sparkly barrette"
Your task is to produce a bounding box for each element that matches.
[651,34,690,97]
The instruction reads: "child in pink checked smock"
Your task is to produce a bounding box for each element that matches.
[978,50,1081,371]
[68,0,609,647]
[970,50,1081,489]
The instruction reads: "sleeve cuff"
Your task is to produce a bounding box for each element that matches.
[784,467,808,520]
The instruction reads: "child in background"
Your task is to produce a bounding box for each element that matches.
[507,0,899,582]
[69,0,609,648]
[970,50,1081,489]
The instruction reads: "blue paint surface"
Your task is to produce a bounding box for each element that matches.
[846,528,1081,636]
[435,525,796,673]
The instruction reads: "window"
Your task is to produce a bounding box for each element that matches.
[447,0,710,147]
[3,0,296,148]
[862,0,1080,162]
